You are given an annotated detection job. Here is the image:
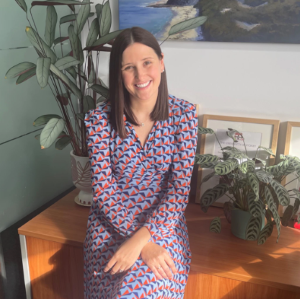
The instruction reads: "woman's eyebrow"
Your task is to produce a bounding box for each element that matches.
[122,57,154,67]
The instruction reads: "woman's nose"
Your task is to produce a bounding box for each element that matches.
[134,66,146,79]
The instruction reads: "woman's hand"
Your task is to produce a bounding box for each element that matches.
[141,242,177,280]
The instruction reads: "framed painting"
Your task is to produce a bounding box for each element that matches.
[195,115,280,206]
[119,0,300,43]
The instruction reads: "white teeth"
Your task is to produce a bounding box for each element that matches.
[136,81,150,88]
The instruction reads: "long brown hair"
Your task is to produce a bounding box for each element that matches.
[108,27,169,139]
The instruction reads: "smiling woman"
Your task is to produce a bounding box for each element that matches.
[83,27,198,299]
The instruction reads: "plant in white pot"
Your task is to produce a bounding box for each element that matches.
[195,127,300,245]
[5,0,207,206]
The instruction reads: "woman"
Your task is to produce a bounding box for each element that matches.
[83,27,198,299]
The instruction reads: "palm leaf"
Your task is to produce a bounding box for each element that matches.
[68,24,83,65]
[83,95,96,113]
[89,30,122,48]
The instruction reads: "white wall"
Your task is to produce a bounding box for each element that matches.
[95,0,300,160]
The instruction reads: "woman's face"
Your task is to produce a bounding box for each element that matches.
[121,42,165,105]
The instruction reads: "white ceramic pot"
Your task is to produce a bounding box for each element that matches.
[70,150,93,206]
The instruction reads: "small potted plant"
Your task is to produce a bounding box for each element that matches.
[195,127,300,245]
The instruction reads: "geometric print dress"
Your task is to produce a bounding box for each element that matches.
[83,94,198,299]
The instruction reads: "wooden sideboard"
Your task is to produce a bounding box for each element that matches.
[18,189,300,299]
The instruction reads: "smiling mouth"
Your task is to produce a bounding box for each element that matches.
[135,81,151,88]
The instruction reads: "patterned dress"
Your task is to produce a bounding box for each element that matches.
[83,94,198,299]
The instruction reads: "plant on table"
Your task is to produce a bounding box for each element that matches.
[195,127,300,245]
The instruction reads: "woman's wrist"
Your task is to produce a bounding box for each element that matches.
[131,227,151,248]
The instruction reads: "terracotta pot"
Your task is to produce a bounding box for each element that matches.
[70,150,93,206]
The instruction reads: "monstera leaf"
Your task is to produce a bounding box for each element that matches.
[210,217,221,233]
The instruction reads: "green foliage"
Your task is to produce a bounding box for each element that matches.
[100,1,112,36]
[198,126,214,134]
[245,216,262,241]
[36,57,51,88]
[210,217,221,233]
[15,0,27,12]
[45,6,57,47]
[40,118,65,149]
[201,184,229,208]
[5,62,36,79]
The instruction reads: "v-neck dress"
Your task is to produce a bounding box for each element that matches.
[83,94,198,299]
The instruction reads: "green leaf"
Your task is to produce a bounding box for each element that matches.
[95,3,103,23]
[55,56,80,70]
[66,66,77,80]
[83,95,96,113]
[247,172,259,200]
[75,2,91,34]
[200,183,229,207]
[86,18,100,47]
[169,16,207,36]
[54,36,69,45]
[99,77,108,89]
[201,171,216,184]
[209,217,221,233]
[45,6,57,46]
[97,96,106,103]
[50,63,70,85]
[269,180,290,206]
[239,160,255,174]
[195,154,218,165]
[36,57,51,88]
[16,0,27,12]
[77,113,85,121]
[258,146,275,157]
[40,118,65,149]
[91,30,122,47]
[60,12,94,25]
[32,1,91,7]
[214,159,238,175]
[16,67,36,84]
[33,114,62,127]
[55,135,71,150]
[100,0,111,36]
[226,129,241,142]
[257,221,274,245]
[5,62,36,79]
[87,57,96,84]
[68,25,84,65]
[281,205,294,227]
[90,84,109,98]
[25,27,57,64]
[248,191,263,218]
[199,162,217,169]
[245,216,262,241]
[198,126,214,134]
[255,170,274,184]
[68,79,82,98]
[292,189,300,200]
[222,146,240,152]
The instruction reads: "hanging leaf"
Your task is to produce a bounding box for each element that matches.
[60,12,94,25]
[255,170,274,184]
[50,63,70,85]
[57,94,68,105]
[200,183,229,207]
[210,217,221,233]
[239,160,255,174]
[68,79,82,98]
[195,154,218,165]
[66,66,77,80]
[98,77,108,89]
[198,126,214,134]
[245,216,262,241]
[100,0,111,36]
[89,30,122,48]
[201,171,216,184]
[266,159,289,178]
[68,24,84,65]
[86,18,100,47]
[83,95,96,113]
[169,16,207,36]
[75,2,91,34]
[40,118,65,149]
[16,67,36,84]
[199,161,218,169]
[247,172,259,200]
[269,180,290,206]
[36,57,51,88]
[55,135,71,150]
[257,221,274,245]
[95,3,103,24]
[16,0,27,12]
[265,186,281,242]
[25,27,57,64]
[54,36,69,46]
[223,201,233,224]
[97,96,106,103]
[45,6,57,46]
[5,62,36,79]
[248,191,263,218]
[214,159,238,175]
[33,114,62,127]
[90,84,109,98]
[32,1,91,7]
[55,56,80,70]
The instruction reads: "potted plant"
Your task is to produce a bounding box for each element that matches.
[5,0,207,206]
[195,127,300,245]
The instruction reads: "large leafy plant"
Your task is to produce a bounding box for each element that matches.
[6,0,207,157]
[195,127,300,245]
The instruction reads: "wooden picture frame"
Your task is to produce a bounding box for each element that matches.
[195,115,280,206]
[280,122,300,216]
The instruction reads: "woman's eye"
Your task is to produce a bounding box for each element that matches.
[124,66,133,71]
[145,61,151,66]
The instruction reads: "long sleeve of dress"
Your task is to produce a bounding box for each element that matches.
[143,102,198,243]
[84,108,139,237]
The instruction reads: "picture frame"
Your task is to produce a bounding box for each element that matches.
[195,115,280,206]
[280,122,300,216]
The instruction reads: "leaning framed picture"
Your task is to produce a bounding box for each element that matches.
[195,115,280,206]
[281,122,300,215]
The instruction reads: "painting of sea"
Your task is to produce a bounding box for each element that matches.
[119,0,300,44]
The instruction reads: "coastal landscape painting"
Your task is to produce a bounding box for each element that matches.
[119,0,300,43]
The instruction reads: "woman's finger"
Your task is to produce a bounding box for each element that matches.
[150,265,163,280]
[160,260,173,280]
[164,254,178,275]
[104,258,116,272]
